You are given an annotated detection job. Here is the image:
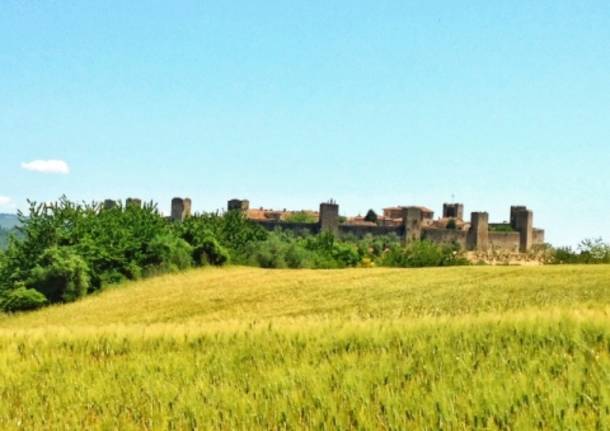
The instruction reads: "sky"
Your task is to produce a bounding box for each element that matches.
[1,1,609,247]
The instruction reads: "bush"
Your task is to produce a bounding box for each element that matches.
[577,238,610,263]
[28,247,91,302]
[238,230,363,269]
[220,211,268,254]
[146,234,193,273]
[284,211,318,224]
[250,234,289,268]
[0,284,48,312]
[330,242,361,267]
[284,243,315,268]
[381,240,468,268]
[194,235,229,266]
[550,238,610,264]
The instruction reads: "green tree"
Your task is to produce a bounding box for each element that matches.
[28,247,91,302]
[284,211,318,224]
[364,209,378,224]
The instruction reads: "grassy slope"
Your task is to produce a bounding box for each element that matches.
[1,265,610,429]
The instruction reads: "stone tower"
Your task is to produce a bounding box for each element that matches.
[319,201,339,234]
[468,212,489,251]
[228,199,250,212]
[510,206,527,230]
[515,209,533,252]
[103,199,117,210]
[443,203,464,220]
[126,198,142,209]
[171,197,191,222]
[402,207,423,243]
[183,198,192,218]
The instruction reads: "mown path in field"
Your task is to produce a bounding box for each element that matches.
[1,265,609,429]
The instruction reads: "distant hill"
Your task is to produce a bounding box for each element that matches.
[0,213,19,230]
[0,214,20,249]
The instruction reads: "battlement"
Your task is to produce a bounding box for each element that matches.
[109,196,545,253]
[222,198,545,253]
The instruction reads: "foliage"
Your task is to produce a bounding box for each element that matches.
[145,234,193,274]
[2,196,606,313]
[217,210,268,255]
[0,227,12,250]
[489,223,515,232]
[0,284,48,312]
[196,236,230,266]
[364,209,378,224]
[446,218,457,230]
[240,230,362,269]
[1,266,610,429]
[381,240,468,267]
[174,215,234,266]
[27,246,91,302]
[0,198,249,311]
[550,238,610,264]
[284,211,318,224]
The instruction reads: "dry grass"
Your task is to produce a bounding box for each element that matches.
[1,265,610,429]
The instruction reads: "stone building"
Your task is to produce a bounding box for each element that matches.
[226,198,545,253]
[171,197,192,222]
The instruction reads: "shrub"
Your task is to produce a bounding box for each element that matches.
[28,247,91,302]
[194,235,229,266]
[550,238,610,264]
[551,247,578,264]
[284,243,315,268]
[220,211,268,254]
[0,284,48,312]
[381,240,468,268]
[250,234,288,268]
[578,238,610,263]
[489,224,515,232]
[284,211,318,224]
[146,234,193,273]
[331,242,361,267]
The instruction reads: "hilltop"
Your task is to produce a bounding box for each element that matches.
[2,265,610,330]
[1,265,610,429]
[0,214,19,250]
[0,213,18,230]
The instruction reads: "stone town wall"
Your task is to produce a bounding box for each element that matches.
[253,220,321,235]
[252,220,403,238]
[488,232,521,252]
[422,228,468,248]
[339,224,402,238]
[220,198,547,253]
[533,229,545,245]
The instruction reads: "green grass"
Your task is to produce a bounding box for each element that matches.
[1,265,610,429]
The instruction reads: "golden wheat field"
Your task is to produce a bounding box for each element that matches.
[1,265,610,429]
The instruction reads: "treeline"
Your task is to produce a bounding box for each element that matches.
[0,197,608,313]
[0,198,466,312]
[551,238,610,264]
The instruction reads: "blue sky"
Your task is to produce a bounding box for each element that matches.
[1,1,608,246]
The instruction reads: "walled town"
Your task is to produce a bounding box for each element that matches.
[162,197,545,253]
